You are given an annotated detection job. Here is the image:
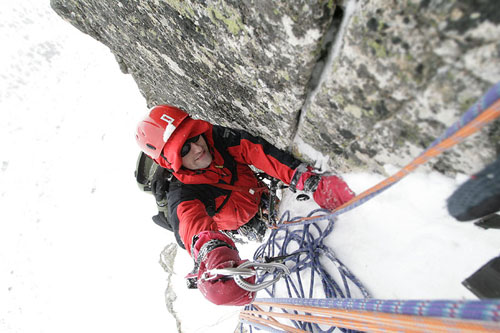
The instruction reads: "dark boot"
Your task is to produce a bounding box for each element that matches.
[463,255,500,298]
[447,156,500,221]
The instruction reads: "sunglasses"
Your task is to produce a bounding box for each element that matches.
[180,134,201,157]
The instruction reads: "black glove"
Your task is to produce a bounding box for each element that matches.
[151,167,171,202]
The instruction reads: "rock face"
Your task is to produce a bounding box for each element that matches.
[50,0,500,175]
[302,0,500,174]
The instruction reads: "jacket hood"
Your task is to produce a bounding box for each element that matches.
[155,117,211,172]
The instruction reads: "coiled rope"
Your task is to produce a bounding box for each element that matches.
[240,208,370,332]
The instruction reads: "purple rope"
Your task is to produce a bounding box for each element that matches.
[255,298,500,322]
[242,209,370,333]
[427,82,500,150]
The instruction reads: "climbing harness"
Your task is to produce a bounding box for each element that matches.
[255,172,285,228]
[239,81,500,332]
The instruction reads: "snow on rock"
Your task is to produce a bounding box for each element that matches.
[160,243,182,332]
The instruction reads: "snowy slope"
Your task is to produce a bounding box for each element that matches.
[334,168,499,299]
[1,2,499,333]
[1,1,176,332]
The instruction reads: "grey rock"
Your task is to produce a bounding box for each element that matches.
[50,0,499,175]
[50,0,335,150]
[298,0,500,174]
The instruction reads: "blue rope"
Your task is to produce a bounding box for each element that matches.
[252,298,500,322]
[242,209,371,333]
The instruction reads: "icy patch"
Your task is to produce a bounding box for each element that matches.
[293,136,329,171]
[383,163,400,175]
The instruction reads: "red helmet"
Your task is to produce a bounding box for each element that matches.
[136,105,210,171]
[136,105,189,160]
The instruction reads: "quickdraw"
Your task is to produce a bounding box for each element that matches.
[201,267,255,281]
[200,261,290,292]
[234,262,291,292]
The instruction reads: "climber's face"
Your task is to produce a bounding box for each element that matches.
[181,134,212,170]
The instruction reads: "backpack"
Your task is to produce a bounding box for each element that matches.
[135,151,174,231]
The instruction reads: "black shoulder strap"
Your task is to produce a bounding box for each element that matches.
[210,126,239,214]
[211,126,237,185]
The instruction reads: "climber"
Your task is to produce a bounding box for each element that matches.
[135,105,355,306]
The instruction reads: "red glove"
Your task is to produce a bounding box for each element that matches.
[192,231,256,306]
[290,164,355,210]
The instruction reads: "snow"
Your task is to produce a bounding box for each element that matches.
[1,1,499,333]
[337,169,500,299]
[1,1,175,332]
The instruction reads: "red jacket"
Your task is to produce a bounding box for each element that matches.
[155,121,301,254]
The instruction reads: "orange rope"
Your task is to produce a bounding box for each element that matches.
[249,301,500,332]
[279,98,500,226]
[242,309,394,332]
[252,304,280,324]
[239,312,307,332]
